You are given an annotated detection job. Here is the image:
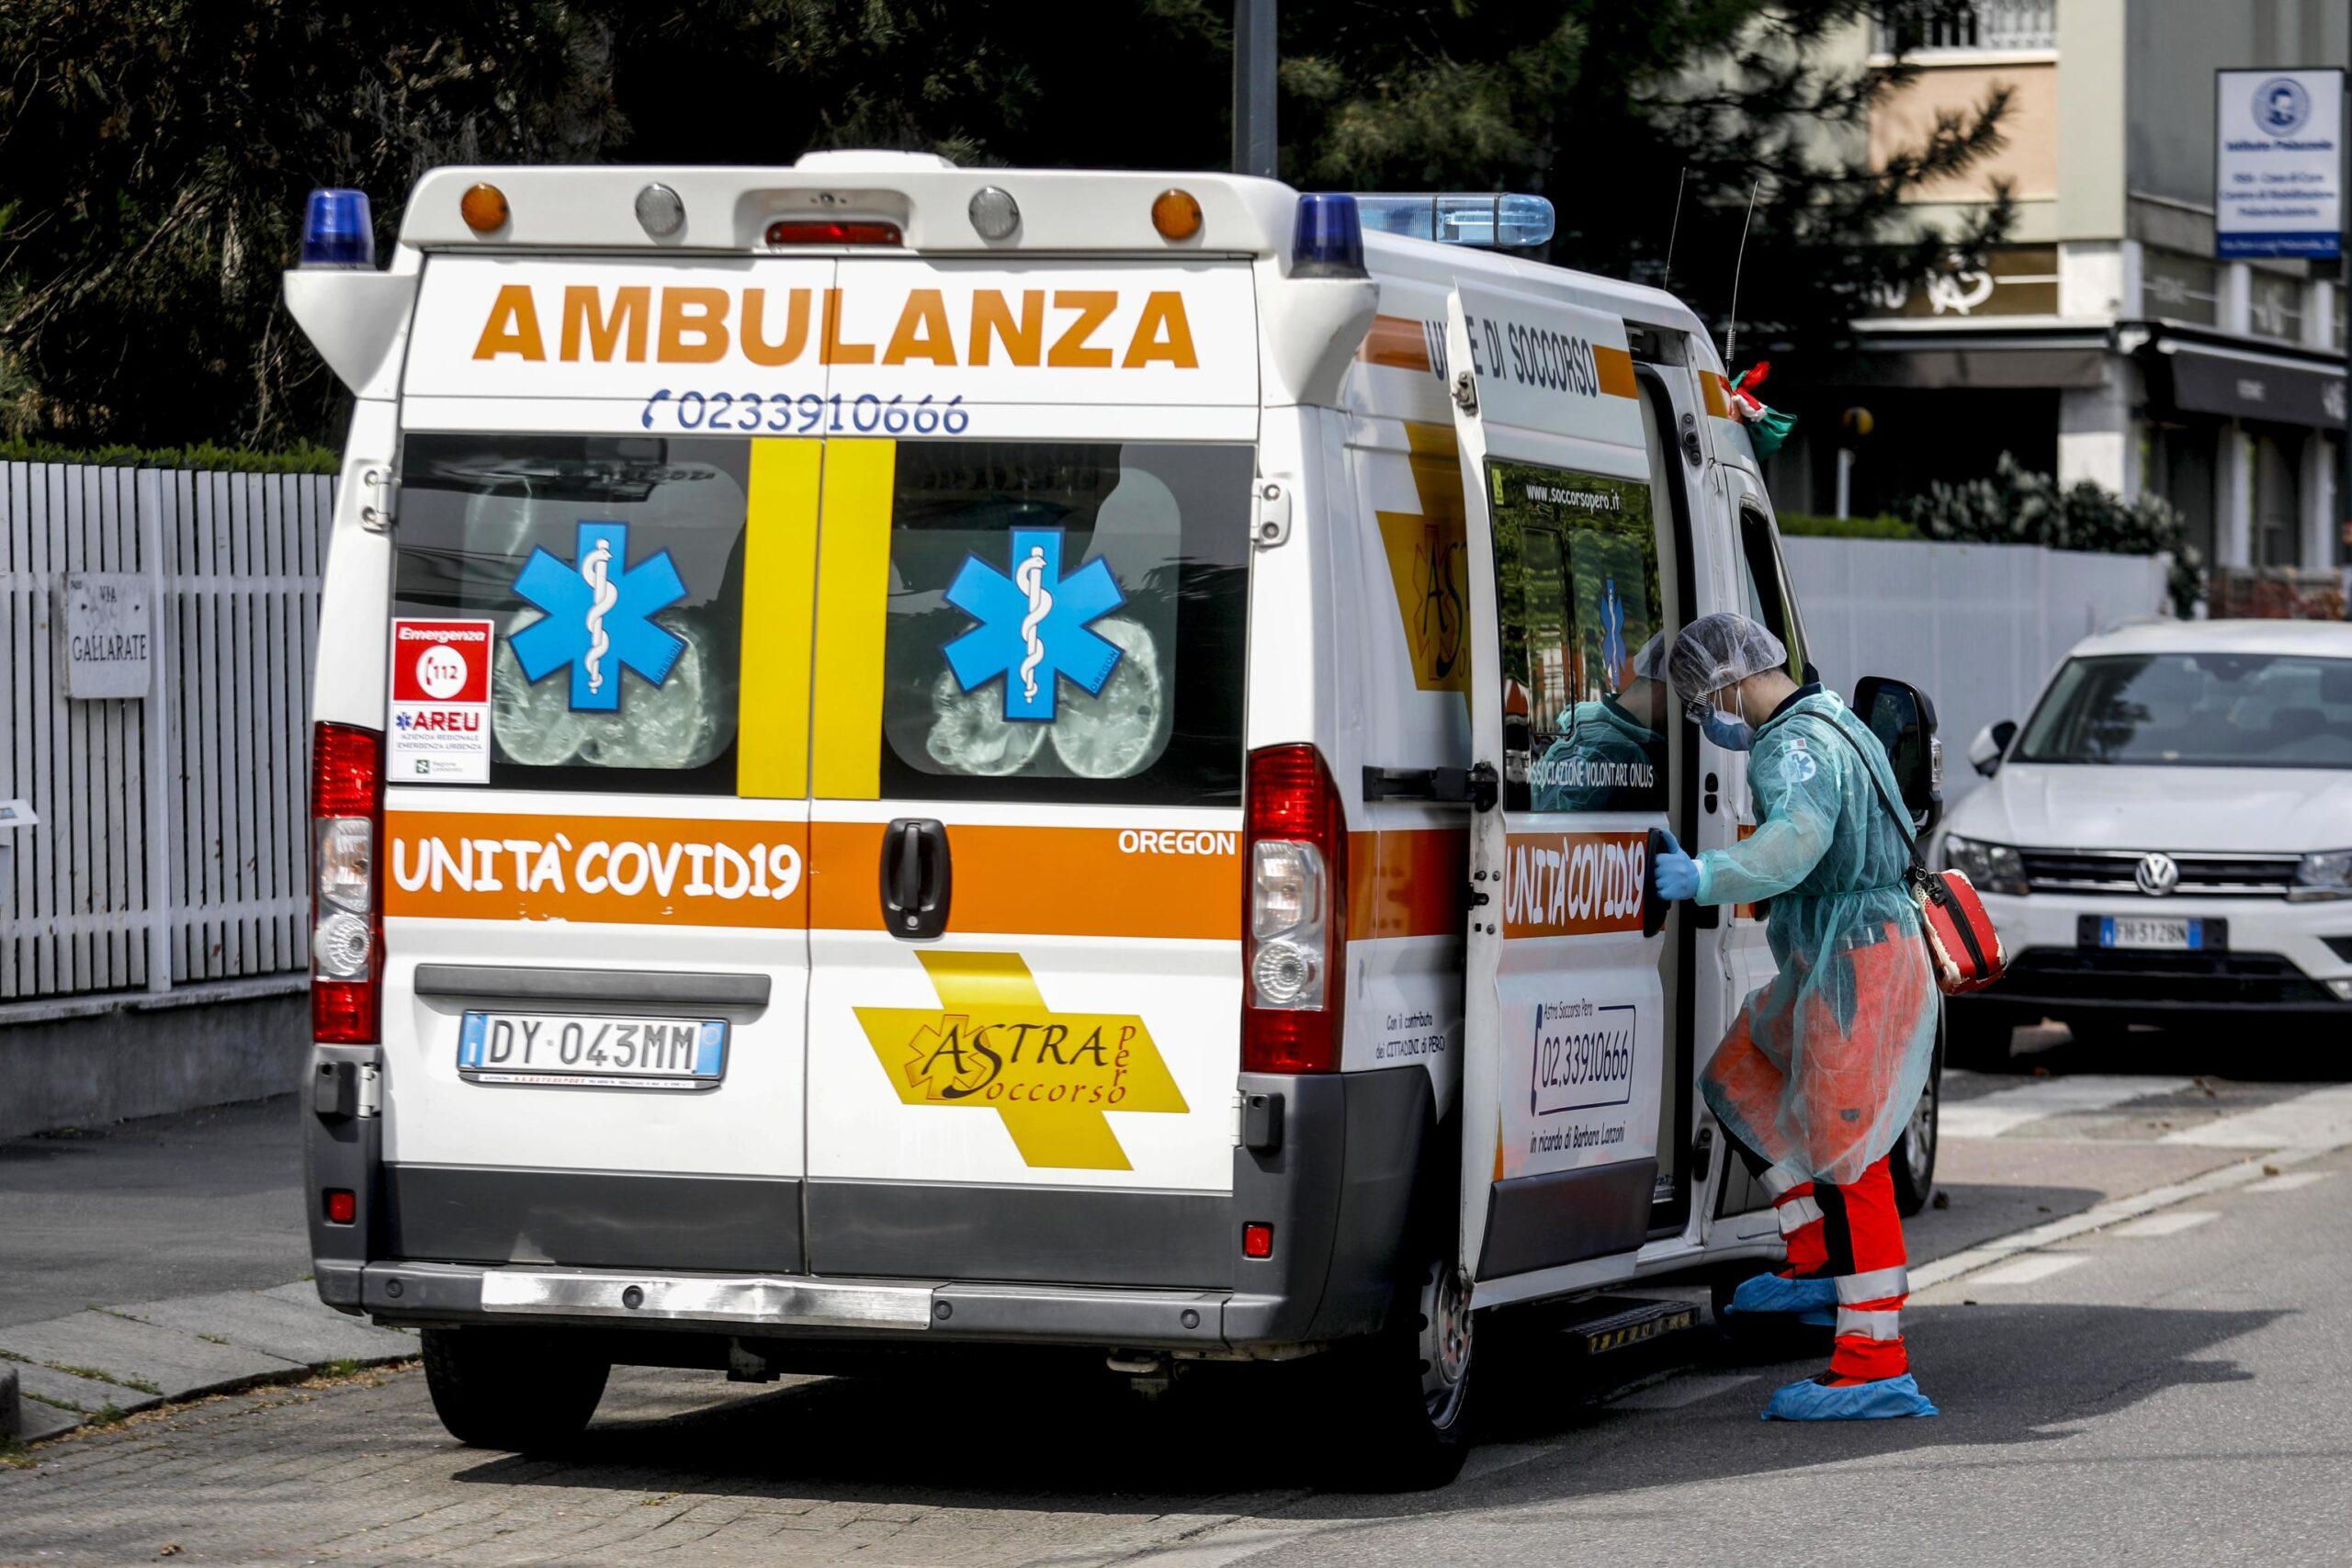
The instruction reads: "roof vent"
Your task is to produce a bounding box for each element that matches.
[793,150,958,172]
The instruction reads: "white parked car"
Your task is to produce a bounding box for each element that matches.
[1937,617,2352,1065]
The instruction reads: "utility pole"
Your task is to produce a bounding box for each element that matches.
[1232,0,1277,179]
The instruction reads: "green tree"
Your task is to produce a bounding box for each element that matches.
[0,2,2007,449]
[0,3,622,446]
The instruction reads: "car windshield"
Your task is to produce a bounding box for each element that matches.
[2015,651,2352,769]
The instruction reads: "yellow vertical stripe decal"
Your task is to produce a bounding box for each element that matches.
[812,438,898,799]
[738,440,824,798]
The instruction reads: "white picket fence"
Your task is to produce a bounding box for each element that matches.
[1783,536,2176,807]
[0,463,333,1009]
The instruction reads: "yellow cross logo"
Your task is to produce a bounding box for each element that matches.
[854,951,1189,1170]
[1374,422,1470,694]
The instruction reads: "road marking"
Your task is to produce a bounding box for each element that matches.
[2250,1170,2330,1193]
[2162,1083,2352,1149]
[1913,1146,2328,1294]
[1940,1074,2193,1139]
[2109,1210,2218,1237]
[1967,1254,2086,1286]
[1609,1372,1760,1411]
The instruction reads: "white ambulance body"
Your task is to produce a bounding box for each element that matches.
[287,153,1940,1488]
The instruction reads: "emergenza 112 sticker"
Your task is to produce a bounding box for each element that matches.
[389,619,494,783]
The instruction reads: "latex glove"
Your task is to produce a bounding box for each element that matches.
[1654,832,1701,902]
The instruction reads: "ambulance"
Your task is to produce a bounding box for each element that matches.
[287,152,1944,1489]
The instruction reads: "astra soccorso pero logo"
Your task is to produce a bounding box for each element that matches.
[854,951,1188,1170]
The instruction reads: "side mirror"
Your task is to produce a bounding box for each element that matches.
[1968,720,2017,779]
[1852,675,1941,832]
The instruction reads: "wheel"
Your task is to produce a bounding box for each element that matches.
[1315,1256,1475,1492]
[1891,1035,1942,1217]
[420,1326,610,1452]
[1942,999,2016,1072]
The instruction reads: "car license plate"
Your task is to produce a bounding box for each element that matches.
[2098,917,2202,952]
[457,1011,727,1090]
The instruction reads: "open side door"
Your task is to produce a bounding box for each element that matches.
[1446,287,1687,1300]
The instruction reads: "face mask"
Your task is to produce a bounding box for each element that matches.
[1696,688,1755,751]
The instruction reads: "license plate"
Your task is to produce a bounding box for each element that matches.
[457,1011,727,1089]
[2098,917,2202,952]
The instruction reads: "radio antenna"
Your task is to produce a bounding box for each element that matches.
[1724,175,1762,366]
[1662,165,1690,291]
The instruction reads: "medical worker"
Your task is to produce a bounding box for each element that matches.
[1652,613,1940,1422]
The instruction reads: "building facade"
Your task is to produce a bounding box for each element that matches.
[1776,0,2346,578]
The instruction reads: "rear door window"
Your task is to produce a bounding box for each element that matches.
[393,434,750,795]
[875,440,1253,805]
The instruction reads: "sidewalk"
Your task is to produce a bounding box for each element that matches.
[0,1095,412,1444]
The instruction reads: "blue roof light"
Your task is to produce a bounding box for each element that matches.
[301,188,375,269]
[1355,193,1555,250]
[1292,192,1366,277]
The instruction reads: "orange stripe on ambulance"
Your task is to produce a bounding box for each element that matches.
[469,284,1202,369]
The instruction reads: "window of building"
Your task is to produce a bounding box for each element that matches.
[2142,251,2221,327]
[2248,273,2306,344]
[1875,1,2057,54]
[2252,431,2304,567]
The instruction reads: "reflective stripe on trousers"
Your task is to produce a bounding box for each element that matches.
[1819,1155,1910,1382]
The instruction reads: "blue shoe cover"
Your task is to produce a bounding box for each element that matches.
[1727,1272,1837,1324]
[1761,1373,1939,1422]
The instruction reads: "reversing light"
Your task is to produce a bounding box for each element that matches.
[1355,192,1555,249]
[1151,188,1203,242]
[1291,192,1365,277]
[967,186,1021,241]
[765,219,904,246]
[1241,744,1350,1074]
[300,188,374,269]
[311,722,384,1044]
[460,183,510,235]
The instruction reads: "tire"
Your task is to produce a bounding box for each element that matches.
[420,1326,610,1453]
[1891,1034,1942,1217]
[1942,1000,2016,1072]
[1315,1256,1475,1492]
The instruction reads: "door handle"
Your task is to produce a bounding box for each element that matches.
[879,818,953,940]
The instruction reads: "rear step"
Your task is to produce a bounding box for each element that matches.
[1553,1294,1703,1358]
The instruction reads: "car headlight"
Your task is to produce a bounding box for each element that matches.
[1943,834,2029,897]
[2290,849,2352,902]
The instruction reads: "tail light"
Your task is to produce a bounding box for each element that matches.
[311,722,384,1043]
[1241,744,1349,1073]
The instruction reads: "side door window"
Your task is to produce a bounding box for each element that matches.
[1491,468,1669,816]
[1734,502,1809,682]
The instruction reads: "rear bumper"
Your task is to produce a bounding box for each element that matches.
[323,1259,1293,1352]
[310,1053,1438,1355]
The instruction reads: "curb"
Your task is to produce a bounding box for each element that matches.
[0,1282,414,1448]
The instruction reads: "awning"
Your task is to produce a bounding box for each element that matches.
[2144,330,2346,429]
[1841,325,2115,389]
[1843,345,2111,389]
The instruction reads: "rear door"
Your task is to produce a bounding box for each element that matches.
[797,260,1261,1287]
[1446,285,1690,1297]
[381,257,835,1273]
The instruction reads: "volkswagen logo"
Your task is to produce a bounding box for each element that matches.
[2135,852,2180,897]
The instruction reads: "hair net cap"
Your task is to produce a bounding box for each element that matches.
[1668,612,1786,706]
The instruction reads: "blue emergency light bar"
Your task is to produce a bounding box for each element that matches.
[300,188,376,269]
[1291,192,1366,276]
[1355,192,1555,250]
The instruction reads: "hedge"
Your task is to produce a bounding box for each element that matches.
[0,438,340,475]
[1775,512,1922,541]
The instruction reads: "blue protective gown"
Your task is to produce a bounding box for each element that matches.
[1694,690,1939,1190]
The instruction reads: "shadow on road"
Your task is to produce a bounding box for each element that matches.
[445,1300,2283,1525]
